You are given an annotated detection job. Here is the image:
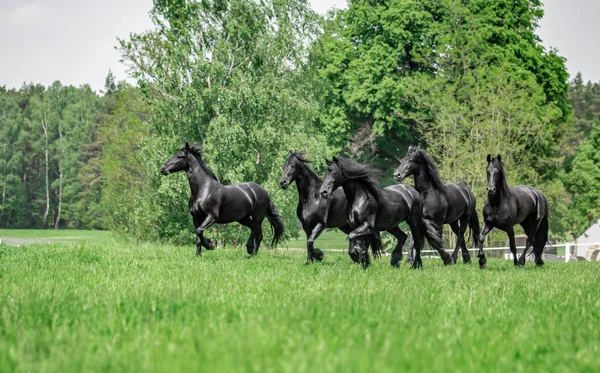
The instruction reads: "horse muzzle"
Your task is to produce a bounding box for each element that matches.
[160,167,170,176]
[279,180,289,189]
[320,190,330,199]
[486,187,496,195]
[393,172,405,181]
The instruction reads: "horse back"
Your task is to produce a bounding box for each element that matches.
[383,184,422,214]
[441,182,476,222]
[512,186,547,221]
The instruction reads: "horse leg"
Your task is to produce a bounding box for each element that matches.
[354,236,371,269]
[478,221,493,269]
[306,223,326,264]
[519,219,537,267]
[195,215,216,256]
[252,224,264,256]
[238,217,255,256]
[427,221,452,266]
[387,226,407,268]
[507,228,519,266]
[455,215,472,264]
[339,225,359,263]
[449,221,461,264]
[405,236,414,265]
[348,222,374,269]
[193,215,214,256]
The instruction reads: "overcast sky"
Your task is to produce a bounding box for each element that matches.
[0,0,597,92]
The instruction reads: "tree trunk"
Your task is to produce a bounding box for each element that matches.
[42,115,50,229]
[54,125,64,230]
[0,169,6,224]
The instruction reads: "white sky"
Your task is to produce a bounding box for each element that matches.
[0,0,597,92]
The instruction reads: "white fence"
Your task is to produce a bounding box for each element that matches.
[418,241,600,262]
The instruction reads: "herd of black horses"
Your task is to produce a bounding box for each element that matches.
[160,142,549,270]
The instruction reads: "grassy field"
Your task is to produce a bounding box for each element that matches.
[1,240,598,373]
[0,229,115,246]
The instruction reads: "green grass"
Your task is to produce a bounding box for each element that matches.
[0,229,114,245]
[0,242,598,373]
[283,229,348,250]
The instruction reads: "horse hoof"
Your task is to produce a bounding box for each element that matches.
[207,240,216,250]
[410,261,423,269]
[314,248,324,262]
[391,262,400,268]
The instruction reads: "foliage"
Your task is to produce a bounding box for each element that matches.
[564,119,600,237]
[118,0,330,244]
[0,83,104,229]
[313,0,572,239]
[1,242,599,372]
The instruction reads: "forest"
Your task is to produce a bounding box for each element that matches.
[1,0,599,245]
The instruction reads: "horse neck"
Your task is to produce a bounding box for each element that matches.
[413,162,438,193]
[488,174,512,206]
[342,180,370,205]
[186,156,218,199]
[295,165,322,201]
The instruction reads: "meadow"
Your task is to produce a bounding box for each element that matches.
[0,231,598,372]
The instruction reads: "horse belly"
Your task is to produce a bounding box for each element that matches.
[216,193,254,223]
[375,204,408,231]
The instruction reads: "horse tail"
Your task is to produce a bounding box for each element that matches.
[370,231,384,258]
[420,218,440,252]
[533,213,549,255]
[266,200,285,247]
[421,218,452,265]
[469,210,481,249]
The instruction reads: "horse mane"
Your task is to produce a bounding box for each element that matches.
[290,151,320,180]
[334,157,383,208]
[188,145,219,182]
[413,147,443,189]
[491,158,510,194]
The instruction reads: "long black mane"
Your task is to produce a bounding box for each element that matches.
[188,145,219,182]
[412,147,443,189]
[489,157,510,195]
[334,157,383,208]
[290,151,321,181]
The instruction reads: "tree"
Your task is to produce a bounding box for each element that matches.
[564,119,600,238]
[313,0,572,239]
[117,0,329,244]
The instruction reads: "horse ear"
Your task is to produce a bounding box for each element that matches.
[332,156,338,162]
[185,142,191,150]
[486,154,492,163]
[325,158,332,165]
[497,154,502,163]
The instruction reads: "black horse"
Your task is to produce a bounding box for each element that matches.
[394,146,480,265]
[319,156,444,269]
[477,154,549,269]
[279,151,383,264]
[160,142,285,257]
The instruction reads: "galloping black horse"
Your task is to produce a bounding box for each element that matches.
[394,146,480,265]
[319,156,444,269]
[160,142,285,257]
[279,151,383,264]
[477,154,549,269]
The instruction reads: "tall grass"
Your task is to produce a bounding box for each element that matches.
[0,242,598,372]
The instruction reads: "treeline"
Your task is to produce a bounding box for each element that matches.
[0,75,148,230]
[1,0,600,244]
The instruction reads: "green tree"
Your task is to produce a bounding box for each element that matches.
[314,0,572,239]
[564,119,600,238]
[117,0,329,244]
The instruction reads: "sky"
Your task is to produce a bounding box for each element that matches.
[0,0,598,92]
